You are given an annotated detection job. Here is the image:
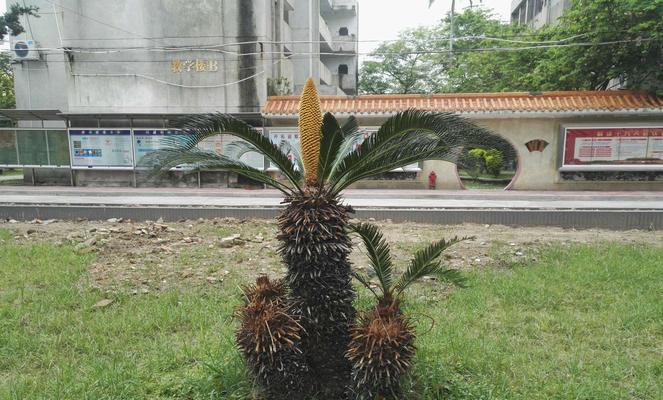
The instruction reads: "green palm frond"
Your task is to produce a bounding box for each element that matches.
[317,113,359,183]
[161,113,304,193]
[349,223,395,298]
[351,271,379,298]
[330,133,463,192]
[275,139,305,174]
[144,148,294,195]
[224,140,259,159]
[394,236,471,296]
[328,110,513,193]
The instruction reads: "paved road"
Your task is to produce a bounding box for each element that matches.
[1,186,662,210]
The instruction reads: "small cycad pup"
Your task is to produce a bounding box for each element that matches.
[235,276,309,400]
[346,223,470,399]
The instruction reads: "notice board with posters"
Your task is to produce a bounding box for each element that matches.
[69,129,133,169]
[133,129,191,169]
[357,127,421,172]
[198,129,265,170]
[560,126,663,171]
[267,129,301,171]
[134,129,264,170]
[266,127,421,172]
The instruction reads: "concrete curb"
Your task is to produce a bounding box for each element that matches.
[1,205,660,230]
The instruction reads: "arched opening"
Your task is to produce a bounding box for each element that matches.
[339,27,349,36]
[456,140,519,190]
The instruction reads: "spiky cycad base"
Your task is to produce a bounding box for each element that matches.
[236,277,309,400]
[347,300,416,399]
[278,187,356,398]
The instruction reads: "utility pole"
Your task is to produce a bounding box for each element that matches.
[429,0,482,54]
[449,0,455,53]
[429,0,456,53]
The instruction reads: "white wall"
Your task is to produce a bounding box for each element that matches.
[11,0,291,114]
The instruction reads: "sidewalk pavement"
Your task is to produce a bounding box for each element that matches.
[1,186,662,210]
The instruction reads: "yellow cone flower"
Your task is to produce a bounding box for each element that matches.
[298,78,323,184]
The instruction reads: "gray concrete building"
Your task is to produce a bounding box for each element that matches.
[9,0,358,121]
[2,0,358,186]
[510,0,572,28]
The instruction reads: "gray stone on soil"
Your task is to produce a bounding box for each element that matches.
[218,234,242,248]
[93,299,113,309]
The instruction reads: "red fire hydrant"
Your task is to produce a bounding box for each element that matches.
[428,171,437,190]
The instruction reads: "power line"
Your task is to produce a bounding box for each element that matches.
[43,34,589,46]
[7,36,659,91]
[43,0,166,46]
[69,57,284,89]
[21,0,36,39]
[4,36,660,58]
[5,33,595,54]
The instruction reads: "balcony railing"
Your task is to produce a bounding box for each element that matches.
[321,0,357,17]
[332,34,357,53]
[319,61,333,86]
[332,0,357,11]
[319,15,333,52]
[282,22,293,53]
[332,73,356,91]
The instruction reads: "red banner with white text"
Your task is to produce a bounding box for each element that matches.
[563,127,663,165]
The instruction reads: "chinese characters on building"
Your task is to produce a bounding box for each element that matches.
[171,59,219,73]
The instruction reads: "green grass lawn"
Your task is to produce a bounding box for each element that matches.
[458,171,516,181]
[1,231,661,399]
[459,170,515,190]
[461,180,507,190]
[0,169,24,186]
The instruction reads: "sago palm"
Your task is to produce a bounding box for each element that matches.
[347,223,470,399]
[150,78,510,398]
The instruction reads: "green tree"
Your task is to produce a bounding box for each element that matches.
[536,0,663,93]
[0,3,40,110]
[0,53,15,109]
[359,27,444,94]
[359,9,537,94]
[360,1,663,95]
[434,9,537,92]
[0,3,38,41]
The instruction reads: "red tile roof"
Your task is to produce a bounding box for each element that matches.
[262,91,663,116]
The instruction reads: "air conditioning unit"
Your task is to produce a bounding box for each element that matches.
[12,39,40,61]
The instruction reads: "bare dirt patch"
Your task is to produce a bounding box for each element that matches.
[2,217,661,294]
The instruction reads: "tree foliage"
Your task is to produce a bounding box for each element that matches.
[0,4,40,109]
[468,148,504,178]
[0,3,38,41]
[359,27,444,94]
[0,53,15,109]
[542,0,663,92]
[360,1,663,95]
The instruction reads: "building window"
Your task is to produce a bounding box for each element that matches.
[339,27,349,36]
[338,64,348,74]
